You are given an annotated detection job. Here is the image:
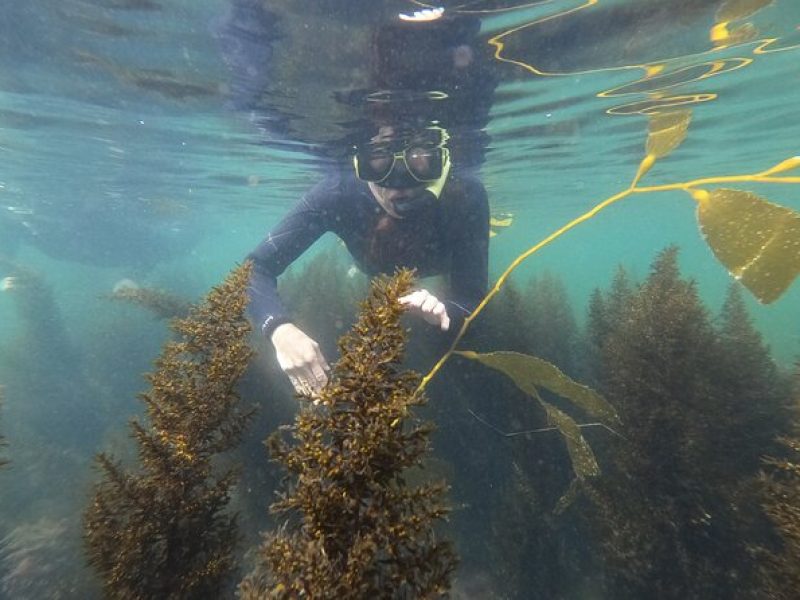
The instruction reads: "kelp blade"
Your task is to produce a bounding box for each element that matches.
[695,188,800,304]
[457,350,607,496]
[540,400,600,480]
[646,110,691,159]
[456,351,619,425]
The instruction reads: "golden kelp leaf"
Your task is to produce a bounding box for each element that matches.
[693,188,800,304]
[456,351,619,425]
[710,21,757,47]
[540,400,600,480]
[490,213,514,239]
[716,0,773,23]
[457,350,606,495]
[490,214,513,228]
[646,110,692,159]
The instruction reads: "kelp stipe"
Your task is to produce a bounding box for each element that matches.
[457,350,618,508]
[84,262,255,599]
[758,364,800,598]
[417,110,800,395]
[406,108,799,511]
[240,270,457,600]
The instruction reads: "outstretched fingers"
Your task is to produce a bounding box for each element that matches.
[399,289,450,331]
[274,328,330,397]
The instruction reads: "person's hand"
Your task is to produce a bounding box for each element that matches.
[399,289,450,331]
[270,323,330,397]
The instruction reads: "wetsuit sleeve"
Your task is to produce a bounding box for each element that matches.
[445,177,490,328]
[246,177,339,337]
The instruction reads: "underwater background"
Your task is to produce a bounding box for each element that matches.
[1,1,799,598]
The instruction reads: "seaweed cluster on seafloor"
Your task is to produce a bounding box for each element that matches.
[583,246,791,598]
[84,262,255,600]
[758,364,800,599]
[107,280,192,320]
[0,260,73,361]
[240,269,457,600]
[0,260,103,452]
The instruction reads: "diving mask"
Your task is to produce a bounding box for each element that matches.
[353,127,450,191]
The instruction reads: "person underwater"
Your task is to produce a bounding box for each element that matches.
[246,124,489,394]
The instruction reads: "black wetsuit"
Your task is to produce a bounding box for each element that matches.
[247,169,489,337]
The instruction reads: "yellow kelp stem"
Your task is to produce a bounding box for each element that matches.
[416,155,800,395]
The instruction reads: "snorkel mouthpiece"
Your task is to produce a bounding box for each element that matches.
[391,192,428,217]
[424,147,451,200]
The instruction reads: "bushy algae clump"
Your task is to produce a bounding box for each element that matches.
[241,269,457,599]
[84,262,254,599]
[583,247,789,597]
[759,365,800,598]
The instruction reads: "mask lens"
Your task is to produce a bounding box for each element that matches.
[404,146,442,181]
[368,153,393,177]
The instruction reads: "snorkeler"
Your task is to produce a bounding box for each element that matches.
[247,124,489,394]
[220,3,497,394]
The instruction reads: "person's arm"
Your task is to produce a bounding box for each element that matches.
[247,176,339,337]
[444,175,490,329]
[247,175,341,394]
[398,175,489,332]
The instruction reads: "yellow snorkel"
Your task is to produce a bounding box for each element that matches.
[424,146,451,200]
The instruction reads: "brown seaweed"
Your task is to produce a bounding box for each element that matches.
[585,247,784,597]
[758,364,800,599]
[240,269,457,599]
[84,262,255,599]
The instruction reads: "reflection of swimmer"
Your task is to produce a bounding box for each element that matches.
[247,124,489,395]
[217,2,497,164]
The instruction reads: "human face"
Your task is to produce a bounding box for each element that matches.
[356,145,446,186]
[354,126,447,187]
